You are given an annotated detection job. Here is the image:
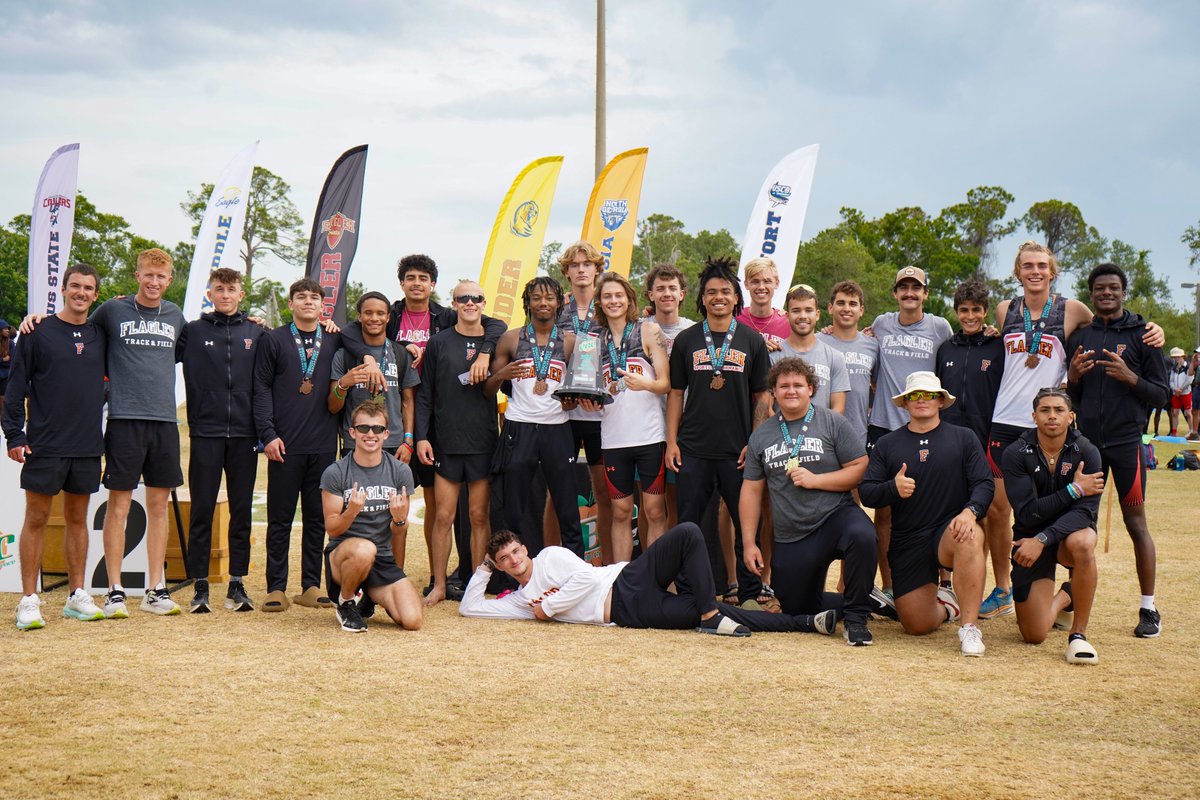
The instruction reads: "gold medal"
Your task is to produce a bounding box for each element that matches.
[299,378,313,395]
[533,379,548,395]
[785,457,799,471]
[1025,353,1040,369]
[710,374,725,390]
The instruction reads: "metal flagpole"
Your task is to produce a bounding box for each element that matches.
[596,0,606,181]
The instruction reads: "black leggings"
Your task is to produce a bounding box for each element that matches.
[771,502,877,625]
[610,523,819,633]
[675,453,762,602]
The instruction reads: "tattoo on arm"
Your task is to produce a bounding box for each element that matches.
[655,329,669,352]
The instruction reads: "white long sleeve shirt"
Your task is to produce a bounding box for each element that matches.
[459,546,626,626]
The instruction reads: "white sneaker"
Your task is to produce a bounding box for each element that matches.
[140,588,182,616]
[937,585,961,623]
[63,588,105,621]
[959,623,985,657]
[16,594,45,631]
[104,589,129,619]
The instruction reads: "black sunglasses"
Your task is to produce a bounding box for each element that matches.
[352,424,387,434]
[454,294,484,305]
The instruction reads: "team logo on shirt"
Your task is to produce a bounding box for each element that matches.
[75,343,85,355]
[1061,461,1071,476]
[919,449,929,462]
[72,331,81,338]
[1116,344,1127,357]
[981,359,991,371]
[465,342,478,361]
[205,340,215,346]
[244,339,254,350]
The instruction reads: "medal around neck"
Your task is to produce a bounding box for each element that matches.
[553,334,613,406]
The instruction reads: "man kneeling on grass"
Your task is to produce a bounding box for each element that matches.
[1002,387,1103,664]
[320,400,423,633]
[460,523,836,637]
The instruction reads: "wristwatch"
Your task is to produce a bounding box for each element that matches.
[390,518,407,528]
[1035,532,1051,547]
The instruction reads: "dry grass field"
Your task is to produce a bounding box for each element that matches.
[3,435,1198,799]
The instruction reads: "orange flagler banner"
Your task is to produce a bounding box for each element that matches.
[477,156,564,329]
[580,147,648,277]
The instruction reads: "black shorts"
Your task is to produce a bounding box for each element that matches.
[324,537,407,602]
[887,527,952,599]
[1097,443,1146,508]
[434,452,492,484]
[1010,537,1061,603]
[21,455,102,496]
[986,422,1026,479]
[866,425,891,453]
[603,443,666,499]
[411,458,437,488]
[103,419,183,490]
[570,419,604,466]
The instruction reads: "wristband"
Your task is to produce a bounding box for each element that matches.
[390,518,407,527]
[400,441,413,451]
[332,382,345,400]
[1066,482,1080,500]
[404,432,414,441]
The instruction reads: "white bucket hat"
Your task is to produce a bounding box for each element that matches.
[891,371,956,408]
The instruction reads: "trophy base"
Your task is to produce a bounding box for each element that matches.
[552,388,614,407]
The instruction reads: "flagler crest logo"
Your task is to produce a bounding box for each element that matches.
[1061,461,1071,476]
[600,199,628,232]
[768,181,792,206]
[510,201,539,238]
[1116,344,1127,357]
[75,343,85,355]
[919,449,929,462]
[244,339,254,350]
[321,212,357,249]
[981,359,992,371]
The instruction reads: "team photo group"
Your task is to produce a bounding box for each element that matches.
[6,237,1171,665]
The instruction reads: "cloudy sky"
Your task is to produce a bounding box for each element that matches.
[3,1,1198,306]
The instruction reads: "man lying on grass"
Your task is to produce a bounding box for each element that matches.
[460,523,835,637]
[320,400,424,633]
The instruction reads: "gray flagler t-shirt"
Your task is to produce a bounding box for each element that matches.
[89,296,187,423]
[769,338,851,410]
[817,331,879,443]
[320,453,416,556]
[868,311,952,432]
[744,404,866,542]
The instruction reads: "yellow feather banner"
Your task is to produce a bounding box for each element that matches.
[580,147,648,277]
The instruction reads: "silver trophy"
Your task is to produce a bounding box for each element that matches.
[553,333,613,406]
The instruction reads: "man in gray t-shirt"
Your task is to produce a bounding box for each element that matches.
[771,338,850,411]
[737,356,879,643]
[22,249,189,618]
[818,332,878,443]
[320,402,423,633]
[331,343,420,454]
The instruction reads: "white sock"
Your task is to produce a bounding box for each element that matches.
[340,595,354,604]
[1141,595,1155,611]
[23,593,38,601]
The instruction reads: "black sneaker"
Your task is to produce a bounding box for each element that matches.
[189,580,211,614]
[695,612,751,637]
[335,599,367,633]
[1134,607,1161,638]
[357,592,376,620]
[844,621,874,647]
[421,578,435,597]
[445,581,466,602]
[225,581,254,612]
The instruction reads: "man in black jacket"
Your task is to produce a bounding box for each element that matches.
[1066,263,1170,638]
[177,268,264,613]
[1002,388,1104,664]
[935,278,1010,620]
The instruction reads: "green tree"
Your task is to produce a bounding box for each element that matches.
[182,166,307,282]
[792,229,894,320]
[941,186,1019,272]
[1182,219,1200,267]
[1021,200,1100,276]
[629,213,738,303]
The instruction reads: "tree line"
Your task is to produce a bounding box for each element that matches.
[1,173,1196,348]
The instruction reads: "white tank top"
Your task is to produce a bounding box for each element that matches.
[992,295,1068,428]
[599,320,666,449]
[505,325,569,425]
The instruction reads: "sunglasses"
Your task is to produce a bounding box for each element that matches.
[352,424,387,434]
[788,283,815,293]
[454,294,485,305]
[904,391,940,402]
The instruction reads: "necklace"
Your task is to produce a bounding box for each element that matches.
[1040,444,1064,468]
[744,310,774,334]
[134,299,163,323]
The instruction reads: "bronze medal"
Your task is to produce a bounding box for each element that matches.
[299,378,314,395]
[609,380,621,397]
[1024,353,1040,369]
[710,374,725,390]
[785,457,800,472]
[533,379,548,396]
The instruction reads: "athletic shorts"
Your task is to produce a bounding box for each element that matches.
[986,422,1028,479]
[1098,443,1146,507]
[866,425,891,453]
[887,526,952,599]
[1171,393,1192,410]
[1010,536,1060,603]
[570,419,604,466]
[21,455,102,496]
[434,452,491,484]
[603,443,666,499]
[411,458,436,488]
[103,419,183,490]
[1192,390,1200,411]
[324,537,406,603]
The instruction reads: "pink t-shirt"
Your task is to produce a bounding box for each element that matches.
[737,308,790,349]
[396,308,433,372]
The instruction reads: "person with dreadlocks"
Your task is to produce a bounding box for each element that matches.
[577,272,671,561]
[485,277,583,557]
[666,256,771,603]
